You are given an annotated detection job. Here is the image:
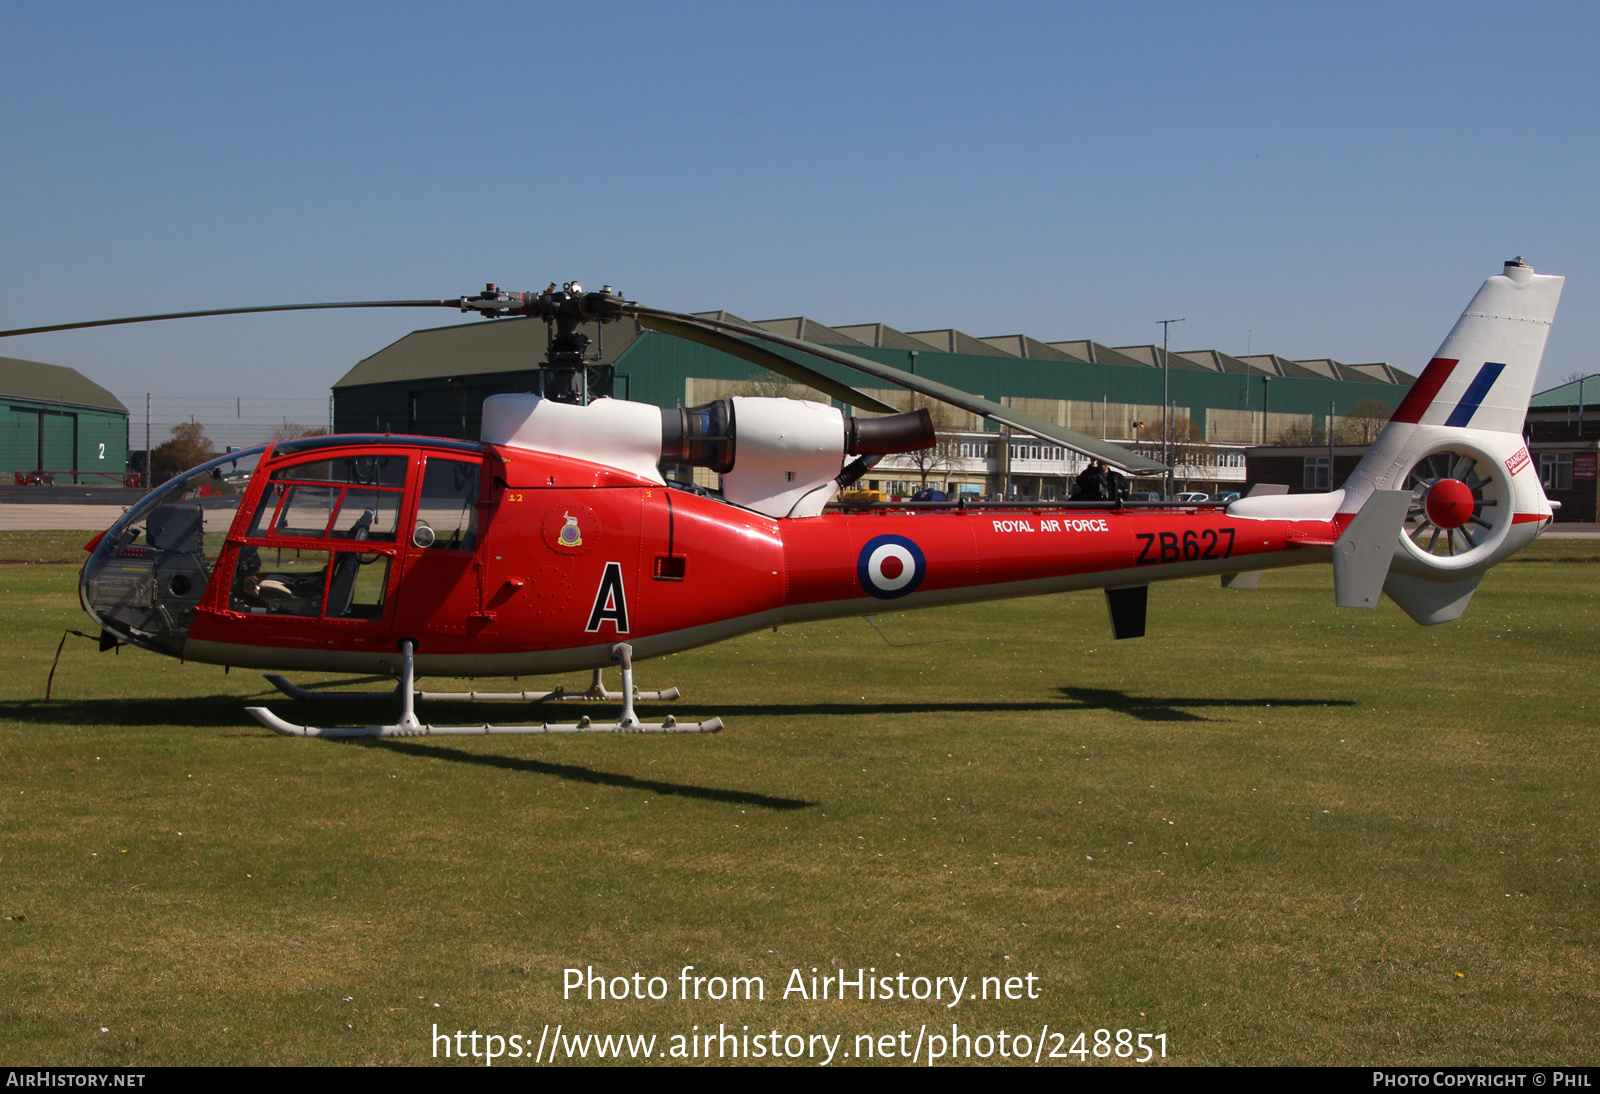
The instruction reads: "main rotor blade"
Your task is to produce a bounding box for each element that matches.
[632,307,1168,474]
[635,313,900,415]
[0,300,460,339]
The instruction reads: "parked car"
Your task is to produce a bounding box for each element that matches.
[1209,491,1241,504]
[910,488,948,502]
[1125,491,1163,502]
[1175,491,1210,503]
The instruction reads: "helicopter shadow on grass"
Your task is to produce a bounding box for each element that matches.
[349,737,812,812]
[0,696,814,812]
[0,696,278,730]
[655,690,1353,722]
[1054,687,1357,723]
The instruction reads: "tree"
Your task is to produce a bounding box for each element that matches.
[1335,398,1393,444]
[149,422,214,484]
[725,375,829,401]
[1159,414,1213,491]
[893,391,962,489]
[267,423,330,442]
[1272,418,1322,446]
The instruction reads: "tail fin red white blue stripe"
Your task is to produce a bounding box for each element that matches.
[1341,259,1563,512]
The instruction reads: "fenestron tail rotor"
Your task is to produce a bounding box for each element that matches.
[1402,448,1505,560]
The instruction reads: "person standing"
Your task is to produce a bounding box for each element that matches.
[1073,460,1105,501]
[1103,462,1128,505]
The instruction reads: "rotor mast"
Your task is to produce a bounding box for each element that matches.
[459,282,629,405]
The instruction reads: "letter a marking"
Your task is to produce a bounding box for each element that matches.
[586,561,630,633]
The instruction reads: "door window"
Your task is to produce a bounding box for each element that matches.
[230,549,330,617]
[412,458,480,550]
[250,457,408,542]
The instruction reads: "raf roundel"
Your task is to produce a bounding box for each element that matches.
[857,534,927,599]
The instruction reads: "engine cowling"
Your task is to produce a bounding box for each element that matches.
[661,397,933,518]
[482,392,934,519]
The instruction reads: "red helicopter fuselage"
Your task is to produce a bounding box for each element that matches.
[82,432,1343,680]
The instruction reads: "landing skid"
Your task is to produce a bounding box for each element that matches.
[419,673,680,704]
[248,642,720,737]
[264,669,681,705]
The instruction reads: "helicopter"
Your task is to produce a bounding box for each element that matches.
[0,260,1563,736]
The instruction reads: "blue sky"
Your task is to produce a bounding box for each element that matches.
[2,1,1596,427]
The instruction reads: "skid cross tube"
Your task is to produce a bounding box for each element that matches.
[246,641,719,736]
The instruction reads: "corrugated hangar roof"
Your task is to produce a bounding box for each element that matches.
[1531,373,1600,408]
[1043,340,1153,368]
[979,335,1081,361]
[1113,345,1213,372]
[906,328,1014,357]
[1238,354,1328,381]
[1293,358,1379,383]
[692,310,760,329]
[1355,362,1416,385]
[751,317,867,346]
[1176,349,1267,375]
[831,323,932,351]
[0,355,127,413]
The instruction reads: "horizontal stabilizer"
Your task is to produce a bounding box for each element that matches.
[1383,571,1483,625]
[1333,489,1411,608]
[1104,585,1148,639]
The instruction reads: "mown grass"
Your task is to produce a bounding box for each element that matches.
[0,533,1595,1065]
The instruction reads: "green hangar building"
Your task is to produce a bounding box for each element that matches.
[330,313,1415,498]
[0,355,129,485]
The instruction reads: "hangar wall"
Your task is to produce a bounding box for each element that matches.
[334,316,1408,438]
[0,356,130,483]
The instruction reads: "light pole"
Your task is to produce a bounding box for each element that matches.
[1158,318,1185,498]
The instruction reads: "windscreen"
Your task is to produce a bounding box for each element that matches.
[81,446,266,654]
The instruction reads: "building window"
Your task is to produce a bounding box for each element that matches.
[1541,452,1574,491]
[1303,456,1331,491]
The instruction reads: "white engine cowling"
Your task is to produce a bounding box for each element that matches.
[481,393,933,520]
[719,397,847,518]
[481,394,667,484]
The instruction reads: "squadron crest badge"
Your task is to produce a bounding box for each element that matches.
[543,504,596,554]
[559,512,583,547]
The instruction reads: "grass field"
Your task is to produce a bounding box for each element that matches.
[0,530,1595,1066]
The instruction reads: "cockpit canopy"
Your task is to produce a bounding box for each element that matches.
[80,435,486,656]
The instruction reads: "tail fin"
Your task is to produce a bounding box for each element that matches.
[1340,259,1563,623]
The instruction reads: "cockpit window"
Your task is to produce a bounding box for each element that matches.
[250,459,405,543]
[412,458,479,550]
[328,490,401,541]
[275,485,340,537]
[228,547,391,621]
[247,483,285,538]
[269,454,407,488]
[81,445,266,654]
[230,549,329,617]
